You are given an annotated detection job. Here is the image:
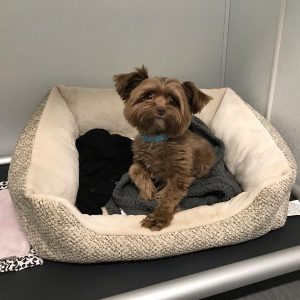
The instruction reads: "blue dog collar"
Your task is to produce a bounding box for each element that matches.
[141,134,169,142]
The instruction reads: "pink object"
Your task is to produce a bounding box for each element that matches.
[0,189,30,259]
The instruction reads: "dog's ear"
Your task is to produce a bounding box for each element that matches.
[113,65,149,101]
[182,81,212,114]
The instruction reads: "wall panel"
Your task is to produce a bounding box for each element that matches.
[225,0,282,114]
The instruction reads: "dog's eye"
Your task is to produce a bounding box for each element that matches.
[167,95,180,107]
[142,92,155,100]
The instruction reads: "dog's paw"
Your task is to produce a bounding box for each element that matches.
[194,164,212,178]
[141,213,172,231]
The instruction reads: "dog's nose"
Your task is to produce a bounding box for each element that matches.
[156,107,166,116]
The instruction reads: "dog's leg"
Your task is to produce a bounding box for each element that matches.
[193,140,215,178]
[141,176,194,230]
[129,163,156,200]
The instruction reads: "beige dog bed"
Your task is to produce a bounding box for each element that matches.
[8,86,296,263]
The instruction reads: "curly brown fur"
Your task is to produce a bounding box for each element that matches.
[114,66,215,230]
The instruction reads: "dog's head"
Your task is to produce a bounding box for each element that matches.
[113,66,211,137]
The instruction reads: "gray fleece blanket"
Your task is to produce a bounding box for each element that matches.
[106,116,242,215]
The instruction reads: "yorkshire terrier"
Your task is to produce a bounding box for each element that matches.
[113,66,215,231]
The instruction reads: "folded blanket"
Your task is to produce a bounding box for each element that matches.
[106,116,242,215]
[0,187,30,259]
[0,182,43,273]
[0,248,43,273]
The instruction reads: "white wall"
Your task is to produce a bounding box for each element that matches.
[271,0,300,197]
[0,0,226,156]
[224,0,282,115]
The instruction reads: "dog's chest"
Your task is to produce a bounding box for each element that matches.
[133,138,192,178]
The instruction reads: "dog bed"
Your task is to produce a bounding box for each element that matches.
[8,86,296,263]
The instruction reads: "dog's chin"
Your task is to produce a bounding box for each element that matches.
[136,117,167,135]
[153,118,166,133]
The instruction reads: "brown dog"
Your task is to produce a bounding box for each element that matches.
[113,66,215,230]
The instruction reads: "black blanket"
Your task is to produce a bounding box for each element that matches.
[75,129,132,215]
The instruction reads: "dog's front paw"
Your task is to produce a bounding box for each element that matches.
[141,213,172,231]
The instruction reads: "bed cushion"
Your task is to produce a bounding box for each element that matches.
[8,86,296,263]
